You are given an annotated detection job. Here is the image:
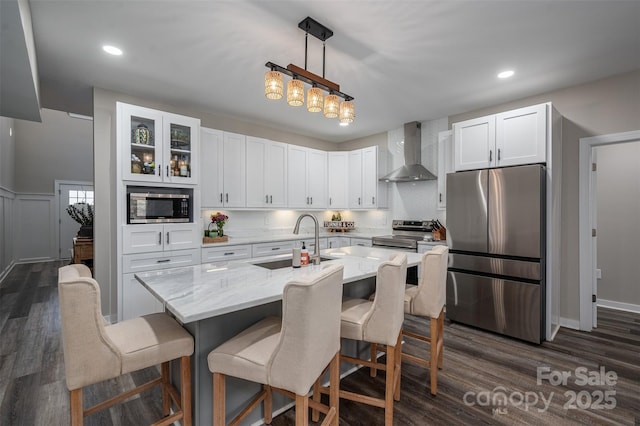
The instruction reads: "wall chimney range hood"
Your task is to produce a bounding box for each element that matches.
[380,122,437,182]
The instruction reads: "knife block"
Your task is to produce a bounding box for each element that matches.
[433,227,446,241]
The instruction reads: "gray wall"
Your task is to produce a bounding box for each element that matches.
[93,88,335,317]
[596,141,640,306]
[449,70,640,322]
[14,108,93,193]
[0,116,16,191]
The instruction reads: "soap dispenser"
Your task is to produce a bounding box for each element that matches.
[300,242,309,266]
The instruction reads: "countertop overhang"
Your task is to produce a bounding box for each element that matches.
[135,246,422,323]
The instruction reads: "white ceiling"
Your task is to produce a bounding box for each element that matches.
[23,0,640,142]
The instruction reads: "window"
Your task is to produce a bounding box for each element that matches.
[69,190,94,206]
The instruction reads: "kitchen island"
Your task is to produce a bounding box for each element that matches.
[136,246,422,425]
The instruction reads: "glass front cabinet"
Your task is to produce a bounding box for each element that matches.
[118,102,199,184]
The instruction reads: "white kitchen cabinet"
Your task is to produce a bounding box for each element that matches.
[200,129,246,208]
[252,240,296,258]
[202,244,252,262]
[287,145,327,209]
[495,104,547,167]
[348,149,363,208]
[120,248,200,321]
[122,223,200,254]
[350,237,372,247]
[246,137,287,208]
[348,146,385,209]
[200,127,224,207]
[453,115,495,171]
[453,103,548,171]
[118,102,199,184]
[437,130,454,210]
[327,152,348,209]
[328,236,350,248]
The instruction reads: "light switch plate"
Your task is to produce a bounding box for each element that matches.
[596,268,602,279]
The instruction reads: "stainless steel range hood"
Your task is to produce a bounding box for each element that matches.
[379,122,437,182]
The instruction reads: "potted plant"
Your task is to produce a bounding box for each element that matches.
[66,202,94,238]
[210,212,229,237]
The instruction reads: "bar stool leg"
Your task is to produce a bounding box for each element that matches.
[70,388,83,426]
[329,352,340,426]
[161,362,170,416]
[264,385,273,424]
[213,373,225,426]
[384,341,396,426]
[394,332,402,402]
[295,394,309,426]
[181,356,192,425]
[370,343,378,377]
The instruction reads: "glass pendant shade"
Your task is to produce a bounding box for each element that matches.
[323,94,339,118]
[307,87,323,112]
[287,79,304,106]
[264,71,283,100]
[339,100,355,125]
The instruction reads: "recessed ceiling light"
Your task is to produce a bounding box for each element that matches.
[102,45,123,56]
[498,70,515,79]
[339,122,349,127]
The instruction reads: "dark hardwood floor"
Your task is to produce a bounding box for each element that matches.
[1,261,638,425]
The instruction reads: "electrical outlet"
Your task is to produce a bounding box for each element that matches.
[596,269,602,279]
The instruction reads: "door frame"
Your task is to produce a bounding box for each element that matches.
[578,130,640,331]
[55,180,94,260]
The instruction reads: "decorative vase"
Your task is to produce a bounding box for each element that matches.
[134,123,150,145]
[217,228,224,237]
[78,225,93,239]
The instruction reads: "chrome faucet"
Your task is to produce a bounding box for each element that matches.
[293,214,321,265]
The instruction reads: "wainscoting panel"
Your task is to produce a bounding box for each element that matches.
[15,194,56,263]
[0,188,16,281]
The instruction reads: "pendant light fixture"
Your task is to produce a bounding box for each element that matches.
[264,70,283,100]
[264,17,355,125]
[287,79,304,106]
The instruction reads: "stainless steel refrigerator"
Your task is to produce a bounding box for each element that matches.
[446,164,545,343]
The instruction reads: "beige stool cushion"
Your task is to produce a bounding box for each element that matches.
[106,313,195,375]
[208,264,344,396]
[207,316,281,385]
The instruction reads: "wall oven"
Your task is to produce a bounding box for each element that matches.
[128,189,192,224]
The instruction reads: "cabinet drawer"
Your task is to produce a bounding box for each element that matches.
[202,244,252,262]
[299,237,327,251]
[123,248,201,273]
[350,237,372,247]
[252,241,295,258]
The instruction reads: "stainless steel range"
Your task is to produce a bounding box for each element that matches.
[372,220,435,252]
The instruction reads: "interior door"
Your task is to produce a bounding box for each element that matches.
[59,183,94,259]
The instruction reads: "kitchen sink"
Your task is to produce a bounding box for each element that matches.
[253,256,334,270]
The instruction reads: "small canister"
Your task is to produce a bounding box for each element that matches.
[292,248,301,268]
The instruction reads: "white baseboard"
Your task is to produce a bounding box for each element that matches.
[0,261,16,285]
[16,257,57,264]
[598,299,640,314]
[559,317,581,330]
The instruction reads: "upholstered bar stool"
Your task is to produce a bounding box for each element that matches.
[208,264,344,426]
[400,245,449,395]
[58,264,194,426]
[325,253,407,426]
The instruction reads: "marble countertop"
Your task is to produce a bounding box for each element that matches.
[136,246,422,324]
[201,231,382,247]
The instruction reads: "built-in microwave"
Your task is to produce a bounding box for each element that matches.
[128,191,191,224]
